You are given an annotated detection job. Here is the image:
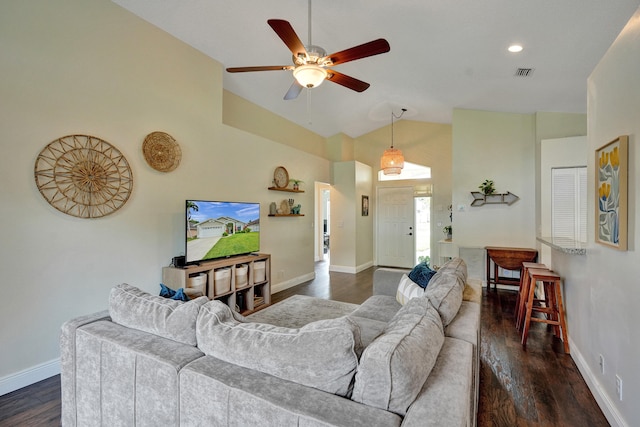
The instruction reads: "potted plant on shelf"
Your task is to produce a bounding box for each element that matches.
[289,179,303,191]
[479,179,496,195]
[443,225,452,240]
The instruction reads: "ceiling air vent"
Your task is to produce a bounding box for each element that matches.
[515,68,534,77]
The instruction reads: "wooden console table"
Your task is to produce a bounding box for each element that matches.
[485,246,537,290]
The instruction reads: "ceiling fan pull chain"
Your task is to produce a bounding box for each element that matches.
[307,88,312,124]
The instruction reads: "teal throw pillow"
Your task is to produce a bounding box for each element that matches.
[408,263,436,288]
[159,283,190,301]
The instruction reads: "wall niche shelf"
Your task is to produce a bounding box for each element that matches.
[470,191,519,206]
[268,214,304,217]
[268,186,304,193]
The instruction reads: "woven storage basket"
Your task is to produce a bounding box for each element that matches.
[214,268,231,295]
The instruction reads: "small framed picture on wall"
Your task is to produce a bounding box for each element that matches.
[362,195,369,216]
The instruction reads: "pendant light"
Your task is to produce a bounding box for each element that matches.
[380,108,407,175]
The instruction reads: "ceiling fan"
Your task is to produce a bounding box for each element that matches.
[226,3,390,100]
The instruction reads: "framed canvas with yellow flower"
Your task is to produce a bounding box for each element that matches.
[596,135,628,250]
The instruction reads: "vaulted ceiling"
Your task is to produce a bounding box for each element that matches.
[113,0,640,137]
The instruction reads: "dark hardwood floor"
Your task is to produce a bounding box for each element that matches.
[0,261,608,427]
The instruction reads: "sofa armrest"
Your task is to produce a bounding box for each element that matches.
[60,310,110,427]
[373,268,411,296]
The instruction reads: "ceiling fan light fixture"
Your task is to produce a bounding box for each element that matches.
[508,44,523,53]
[381,147,405,175]
[293,64,328,88]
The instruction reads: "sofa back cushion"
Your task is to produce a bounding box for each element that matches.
[424,272,464,326]
[196,300,361,397]
[351,297,444,416]
[109,283,208,346]
[438,257,468,286]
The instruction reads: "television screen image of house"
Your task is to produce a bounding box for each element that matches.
[186,200,260,263]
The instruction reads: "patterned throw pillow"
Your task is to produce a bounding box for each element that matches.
[408,262,437,288]
[396,274,424,305]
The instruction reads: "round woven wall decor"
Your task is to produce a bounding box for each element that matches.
[142,131,181,172]
[34,135,134,219]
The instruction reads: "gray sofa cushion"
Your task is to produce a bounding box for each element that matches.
[351,297,444,416]
[109,283,208,346]
[438,257,468,286]
[350,295,401,323]
[401,337,473,427]
[424,272,463,326]
[196,300,361,396]
[180,356,403,427]
[347,316,388,348]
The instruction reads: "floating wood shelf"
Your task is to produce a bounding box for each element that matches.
[268,214,304,217]
[268,187,304,193]
[471,191,520,206]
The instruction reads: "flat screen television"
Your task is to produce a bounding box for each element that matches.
[185,200,260,264]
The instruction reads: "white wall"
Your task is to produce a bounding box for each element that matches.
[0,0,329,392]
[550,7,640,427]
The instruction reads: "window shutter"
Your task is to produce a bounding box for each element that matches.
[551,167,587,242]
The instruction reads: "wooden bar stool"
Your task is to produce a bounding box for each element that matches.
[521,268,570,354]
[515,262,548,331]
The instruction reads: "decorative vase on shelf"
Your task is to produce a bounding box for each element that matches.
[269,202,277,215]
[443,226,452,240]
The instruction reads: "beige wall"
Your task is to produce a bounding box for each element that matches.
[354,120,453,263]
[539,136,588,264]
[534,112,588,236]
[452,110,537,251]
[552,7,640,426]
[451,109,587,279]
[223,90,327,158]
[0,0,330,389]
[330,161,373,272]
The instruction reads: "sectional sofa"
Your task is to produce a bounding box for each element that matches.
[60,258,480,426]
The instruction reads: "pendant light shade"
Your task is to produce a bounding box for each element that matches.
[381,108,407,175]
[380,147,404,175]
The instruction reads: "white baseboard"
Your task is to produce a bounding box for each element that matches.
[569,337,628,427]
[329,260,373,274]
[0,358,60,396]
[271,272,316,294]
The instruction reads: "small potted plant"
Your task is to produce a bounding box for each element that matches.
[479,179,496,195]
[289,179,303,191]
[443,225,452,240]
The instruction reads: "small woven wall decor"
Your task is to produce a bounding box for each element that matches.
[34,134,134,219]
[142,131,181,172]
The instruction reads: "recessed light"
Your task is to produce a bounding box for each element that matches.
[508,44,523,53]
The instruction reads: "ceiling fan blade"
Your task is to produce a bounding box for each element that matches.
[326,70,370,92]
[284,81,304,100]
[226,65,293,73]
[268,19,307,58]
[325,39,390,66]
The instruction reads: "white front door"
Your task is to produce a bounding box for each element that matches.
[377,186,415,268]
